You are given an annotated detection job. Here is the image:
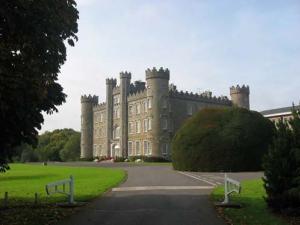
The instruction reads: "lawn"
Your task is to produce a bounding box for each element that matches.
[211,179,294,225]
[0,163,126,225]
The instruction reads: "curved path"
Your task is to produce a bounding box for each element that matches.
[57,163,262,225]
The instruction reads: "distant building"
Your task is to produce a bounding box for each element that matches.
[80,67,250,159]
[261,105,300,123]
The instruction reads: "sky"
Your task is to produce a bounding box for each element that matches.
[41,0,300,133]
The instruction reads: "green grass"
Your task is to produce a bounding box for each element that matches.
[0,163,126,204]
[211,179,289,225]
[0,163,126,225]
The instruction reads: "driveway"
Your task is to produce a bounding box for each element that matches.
[57,163,262,225]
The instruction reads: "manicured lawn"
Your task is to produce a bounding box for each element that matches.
[0,163,126,225]
[211,179,290,225]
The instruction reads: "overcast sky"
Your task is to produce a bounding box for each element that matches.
[41,0,300,133]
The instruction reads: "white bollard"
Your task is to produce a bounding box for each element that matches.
[69,175,74,204]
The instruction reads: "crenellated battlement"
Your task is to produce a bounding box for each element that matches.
[93,102,106,111]
[81,94,98,104]
[230,85,250,94]
[169,89,231,105]
[106,78,117,87]
[146,67,170,80]
[128,89,147,101]
[120,71,131,79]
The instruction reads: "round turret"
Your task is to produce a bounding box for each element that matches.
[146,67,170,158]
[146,67,170,80]
[80,94,98,159]
[230,85,250,109]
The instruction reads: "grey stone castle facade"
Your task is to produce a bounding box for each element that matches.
[80,67,250,159]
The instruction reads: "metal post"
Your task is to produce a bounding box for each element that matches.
[69,175,74,204]
[223,173,229,204]
[4,192,8,208]
[34,193,38,205]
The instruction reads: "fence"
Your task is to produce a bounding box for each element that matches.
[45,175,74,204]
[223,173,241,204]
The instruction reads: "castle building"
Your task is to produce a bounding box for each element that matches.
[261,105,300,123]
[80,67,250,159]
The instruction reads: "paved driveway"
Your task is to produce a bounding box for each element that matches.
[56,163,262,225]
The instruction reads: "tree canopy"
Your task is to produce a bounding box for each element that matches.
[0,0,79,171]
[172,107,275,172]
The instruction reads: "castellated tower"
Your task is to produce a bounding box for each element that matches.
[230,85,250,109]
[120,71,131,157]
[146,67,170,157]
[80,95,98,158]
[105,78,117,157]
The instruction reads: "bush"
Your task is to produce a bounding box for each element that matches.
[263,108,300,214]
[172,107,275,171]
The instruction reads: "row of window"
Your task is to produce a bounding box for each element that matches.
[129,98,152,116]
[128,141,152,156]
[129,118,152,134]
[93,142,169,157]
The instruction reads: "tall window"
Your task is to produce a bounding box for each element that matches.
[144,140,148,155]
[161,143,168,156]
[136,120,141,133]
[162,97,168,109]
[129,122,134,134]
[144,100,148,113]
[162,118,168,130]
[136,141,141,155]
[148,118,152,130]
[144,119,148,132]
[187,104,193,116]
[113,95,120,105]
[148,98,152,109]
[143,141,152,155]
[129,105,134,115]
[113,126,120,139]
[128,141,133,156]
[136,103,141,114]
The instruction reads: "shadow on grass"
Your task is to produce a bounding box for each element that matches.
[0,174,57,182]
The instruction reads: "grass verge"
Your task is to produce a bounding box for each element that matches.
[0,163,126,225]
[211,179,299,225]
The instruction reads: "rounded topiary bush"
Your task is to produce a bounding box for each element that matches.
[172,107,275,172]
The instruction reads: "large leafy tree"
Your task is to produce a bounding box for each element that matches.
[0,0,79,171]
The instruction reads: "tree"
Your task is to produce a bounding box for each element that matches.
[263,108,300,213]
[0,0,79,171]
[60,133,80,161]
[172,107,275,171]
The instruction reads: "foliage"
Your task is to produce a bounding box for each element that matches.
[0,163,125,225]
[172,107,275,172]
[13,129,81,162]
[263,108,300,214]
[59,133,81,161]
[37,129,80,162]
[212,179,292,225]
[0,0,79,172]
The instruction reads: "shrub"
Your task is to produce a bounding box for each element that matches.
[172,107,275,171]
[263,108,300,214]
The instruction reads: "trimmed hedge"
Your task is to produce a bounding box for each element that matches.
[172,107,275,172]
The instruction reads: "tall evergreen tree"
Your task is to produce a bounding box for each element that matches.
[263,107,300,213]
